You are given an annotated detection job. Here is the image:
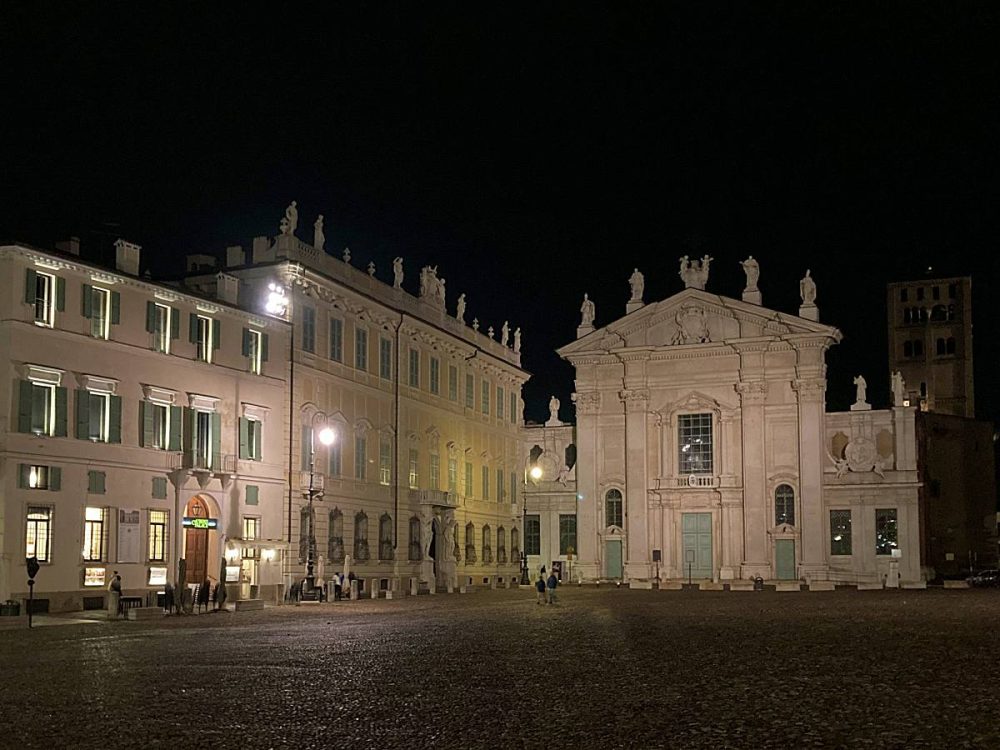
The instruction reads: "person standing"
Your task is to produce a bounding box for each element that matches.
[333,572,343,601]
[546,571,558,605]
[535,574,547,605]
[108,571,122,619]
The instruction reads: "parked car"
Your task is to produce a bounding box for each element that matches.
[966,569,1000,588]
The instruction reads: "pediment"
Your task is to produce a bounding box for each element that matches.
[558,289,840,357]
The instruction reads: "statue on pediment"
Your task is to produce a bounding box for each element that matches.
[280,201,298,236]
[580,293,595,327]
[313,215,325,250]
[800,269,817,305]
[740,256,759,292]
[671,304,711,345]
[513,327,521,353]
[456,293,466,323]
[679,255,713,290]
[629,268,644,303]
[891,371,906,406]
[393,257,404,289]
[501,321,510,347]
[419,266,446,308]
[853,374,868,406]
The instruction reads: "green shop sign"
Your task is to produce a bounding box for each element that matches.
[182,517,218,529]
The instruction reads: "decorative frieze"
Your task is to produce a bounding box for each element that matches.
[572,391,602,415]
[792,378,826,403]
[619,388,650,413]
[735,380,768,404]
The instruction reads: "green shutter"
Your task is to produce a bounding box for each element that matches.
[49,467,61,491]
[54,387,68,437]
[146,301,157,333]
[261,333,269,362]
[170,307,180,339]
[212,319,221,350]
[108,395,122,443]
[242,328,251,357]
[246,485,259,506]
[56,277,66,312]
[238,417,249,460]
[18,464,29,488]
[152,476,167,499]
[81,284,93,318]
[17,380,33,433]
[76,389,90,439]
[88,470,106,494]
[210,412,221,469]
[141,401,154,447]
[110,291,121,324]
[184,408,195,453]
[189,313,198,344]
[168,405,183,451]
[24,268,37,304]
[253,421,263,460]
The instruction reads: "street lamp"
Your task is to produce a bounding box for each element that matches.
[520,464,543,585]
[303,416,335,600]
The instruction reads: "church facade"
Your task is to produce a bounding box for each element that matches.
[556,261,923,586]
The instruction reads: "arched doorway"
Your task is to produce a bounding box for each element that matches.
[183,496,213,585]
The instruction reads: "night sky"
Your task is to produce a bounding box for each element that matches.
[3,4,998,425]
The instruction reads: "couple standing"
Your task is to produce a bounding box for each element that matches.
[535,571,559,605]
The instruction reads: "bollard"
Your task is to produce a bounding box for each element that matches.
[753,576,764,591]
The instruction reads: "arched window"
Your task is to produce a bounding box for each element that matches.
[775,484,795,526]
[408,516,421,561]
[354,511,369,562]
[482,524,493,564]
[328,508,344,563]
[378,513,393,561]
[511,527,520,559]
[465,522,477,563]
[947,304,955,321]
[931,305,946,322]
[497,526,507,564]
[606,489,623,528]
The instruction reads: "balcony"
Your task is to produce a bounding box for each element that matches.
[410,489,457,507]
[673,474,719,489]
[171,452,236,474]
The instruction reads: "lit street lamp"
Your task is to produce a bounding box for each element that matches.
[520,464,544,585]
[303,417,335,600]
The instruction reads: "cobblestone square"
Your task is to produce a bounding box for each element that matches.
[2,588,998,749]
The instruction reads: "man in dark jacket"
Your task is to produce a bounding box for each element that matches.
[546,572,558,604]
[535,574,546,605]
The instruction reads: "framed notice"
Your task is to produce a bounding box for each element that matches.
[117,508,142,564]
[148,567,167,586]
[225,565,241,583]
[84,567,106,587]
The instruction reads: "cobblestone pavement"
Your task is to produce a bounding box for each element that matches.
[1,587,998,749]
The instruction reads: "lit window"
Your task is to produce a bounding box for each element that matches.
[775,484,795,525]
[379,438,392,486]
[33,272,56,327]
[605,489,623,528]
[28,381,56,436]
[248,329,264,374]
[83,506,107,562]
[196,315,213,362]
[559,514,577,555]
[409,448,419,489]
[194,410,215,469]
[678,413,713,474]
[90,287,111,339]
[524,515,540,555]
[26,506,52,562]
[84,392,111,442]
[242,516,261,560]
[153,304,171,353]
[148,510,168,562]
[875,509,898,555]
[240,417,262,461]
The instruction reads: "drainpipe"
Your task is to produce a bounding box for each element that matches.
[393,313,402,550]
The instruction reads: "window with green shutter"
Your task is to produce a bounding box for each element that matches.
[18,464,60,490]
[19,380,66,436]
[152,476,167,499]
[245,485,260,506]
[88,470,106,494]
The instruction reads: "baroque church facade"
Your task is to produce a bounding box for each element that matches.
[553,259,922,587]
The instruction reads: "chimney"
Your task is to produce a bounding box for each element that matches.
[252,235,275,264]
[114,238,141,275]
[55,236,81,256]
[186,254,217,273]
[216,272,240,305]
[226,245,246,268]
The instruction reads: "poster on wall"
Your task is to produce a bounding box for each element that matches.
[117,509,142,563]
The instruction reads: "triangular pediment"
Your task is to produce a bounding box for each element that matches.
[558,288,840,357]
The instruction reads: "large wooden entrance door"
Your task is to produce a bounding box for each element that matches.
[681,513,713,579]
[605,540,623,579]
[184,497,210,584]
[775,539,796,580]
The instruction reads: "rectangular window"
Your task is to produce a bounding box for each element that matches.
[26,506,52,562]
[932,285,940,301]
[448,365,458,401]
[482,465,490,501]
[34,272,56,327]
[301,306,316,353]
[24,464,51,490]
[497,469,504,502]
[830,510,852,556]
[948,283,957,299]
[83,506,107,562]
[242,516,261,559]
[354,435,367,479]
[248,330,263,375]
[511,472,517,503]
[465,373,474,409]
[329,317,343,362]
[899,288,908,303]
[559,514,577,555]
[379,438,392,486]
[244,417,262,461]
[195,410,214,469]
[875,508,898,555]
[525,515,541,555]
[90,287,111,339]
[88,470,106,494]
[245,485,259,505]
[29,382,56,436]
[916,287,924,301]
[409,349,420,387]
[409,448,419,489]
[465,461,473,498]
[510,392,517,423]
[329,440,342,477]
[148,510,168,562]
[147,402,169,449]
[355,328,368,371]
[429,453,440,491]
[481,381,490,415]
[153,303,171,353]
[87,392,110,442]
[448,458,457,494]
[152,477,167,499]
[379,337,392,379]
[678,413,713,474]
[430,357,440,395]
[196,315,213,362]
[497,387,505,420]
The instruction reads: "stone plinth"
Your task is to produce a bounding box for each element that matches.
[234,599,264,611]
[776,582,802,592]
[629,580,653,590]
[727,581,755,591]
[806,581,836,591]
[658,581,683,590]
[699,582,724,591]
[857,582,883,590]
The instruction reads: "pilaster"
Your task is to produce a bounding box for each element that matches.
[793,377,828,580]
[736,380,770,578]
[621,386,652,580]
[572,390,601,579]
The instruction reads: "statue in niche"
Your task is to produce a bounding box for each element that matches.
[891,371,906,406]
[501,321,510,347]
[421,513,433,560]
[393,257,404,289]
[800,269,817,305]
[280,201,298,236]
[442,518,456,561]
[456,293,466,323]
[513,327,521,354]
[853,375,868,405]
[313,215,325,250]
[629,268,644,302]
[740,256,759,292]
[549,395,560,424]
[679,255,713,290]
[580,293,595,326]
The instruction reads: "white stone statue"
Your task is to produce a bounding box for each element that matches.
[456,293,466,323]
[740,256,759,292]
[313,215,325,251]
[679,255,713,290]
[501,321,509,347]
[419,266,446,307]
[393,257,404,289]
[513,327,521,354]
[800,269,817,305]
[629,268,644,302]
[891,371,906,407]
[580,293,595,327]
[367,261,375,277]
[442,518,455,561]
[853,374,868,405]
[549,395,560,424]
[281,201,298,236]
[343,247,351,264]
[421,514,433,560]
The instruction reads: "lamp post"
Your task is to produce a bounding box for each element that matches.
[520,464,543,585]
[304,416,335,599]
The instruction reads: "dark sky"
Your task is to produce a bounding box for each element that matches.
[3,4,998,424]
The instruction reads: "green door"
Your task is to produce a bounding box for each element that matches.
[681,513,713,579]
[775,539,796,580]
[605,540,623,579]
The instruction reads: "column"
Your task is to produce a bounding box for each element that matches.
[572,390,602,580]
[794,378,829,581]
[737,381,770,578]
[622,387,652,580]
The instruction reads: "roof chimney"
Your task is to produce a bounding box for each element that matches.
[186,254,217,272]
[55,236,81,256]
[216,272,240,305]
[252,236,275,264]
[226,245,246,268]
[114,239,141,275]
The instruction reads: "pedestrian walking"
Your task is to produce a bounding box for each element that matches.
[163,582,175,614]
[535,574,547,605]
[546,571,558,604]
[333,572,342,601]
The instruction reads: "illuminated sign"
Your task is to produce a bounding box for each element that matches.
[182,517,218,529]
[148,567,167,586]
[84,567,106,587]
